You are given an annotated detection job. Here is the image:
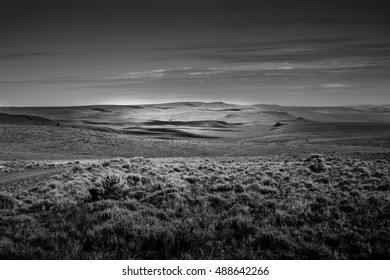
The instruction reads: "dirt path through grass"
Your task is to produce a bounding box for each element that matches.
[0,167,69,191]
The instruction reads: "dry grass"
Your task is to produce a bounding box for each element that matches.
[0,154,389,259]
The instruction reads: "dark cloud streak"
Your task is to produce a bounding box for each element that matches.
[0,52,52,60]
[220,16,390,29]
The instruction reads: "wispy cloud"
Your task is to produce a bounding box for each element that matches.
[0,76,91,85]
[0,52,52,60]
[321,83,351,88]
[58,81,144,89]
[188,70,223,76]
[144,38,390,68]
[0,69,167,88]
[106,69,168,80]
[145,37,358,52]
[0,61,379,89]
[194,43,390,66]
[186,63,295,77]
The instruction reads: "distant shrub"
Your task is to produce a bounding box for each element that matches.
[350,190,360,197]
[126,173,144,187]
[338,184,352,192]
[165,177,186,190]
[303,180,314,189]
[339,203,356,213]
[295,187,308,193]
[47,180,60,189]
[122,164,130,169]
[0,193,15,210]
[258,185,278,195]
[373,170,386,178]
[71,165,82,173]
[315,176,330,184]
[184,176,198,184]
[376,183,390,191]
[209,183,232,192]
[208,194,233,210]
[262,178,276,187]
[298,167,312,175]
[361,183,373,190]
[129,157,150,165]
[112,157,128,163]
[356,166,371,177]
[305,154,326,173]
[305,153,324,161]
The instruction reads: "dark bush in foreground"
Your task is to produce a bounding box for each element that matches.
[0,154,389,259]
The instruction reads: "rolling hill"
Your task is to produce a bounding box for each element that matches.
[0,102,389,153]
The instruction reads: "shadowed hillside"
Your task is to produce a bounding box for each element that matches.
[0,113,58,126]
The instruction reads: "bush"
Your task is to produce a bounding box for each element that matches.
[71,165,83,173]
[305,154,326,173]
[93,174,128,200]
[0,193,15,210]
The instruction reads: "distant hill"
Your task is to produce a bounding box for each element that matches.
[1,101,389,140]
[1,102,389,124]
[0,113,58,126]
[220,111,300,124]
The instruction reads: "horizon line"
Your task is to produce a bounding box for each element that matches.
[0,101,389,108]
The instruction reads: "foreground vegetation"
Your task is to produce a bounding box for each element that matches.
[1,154,389,259]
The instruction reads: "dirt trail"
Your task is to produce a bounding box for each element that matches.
[0,167,69,191]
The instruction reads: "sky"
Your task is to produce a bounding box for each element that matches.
[0,0,389,106]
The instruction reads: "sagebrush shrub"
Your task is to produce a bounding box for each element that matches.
[305,154,326,173]
[71,165,82,173]
[0,193,15,210]
[356,166,371,177]
[94,174,128,200]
